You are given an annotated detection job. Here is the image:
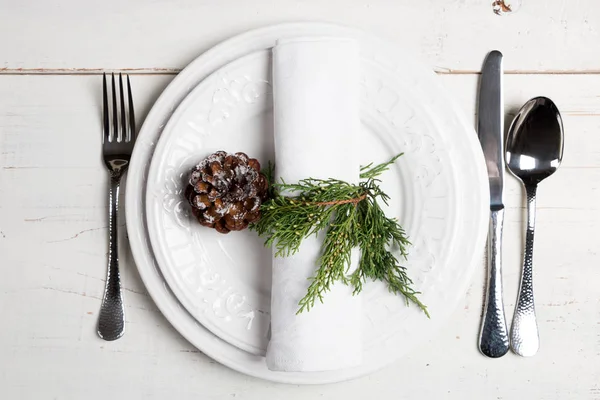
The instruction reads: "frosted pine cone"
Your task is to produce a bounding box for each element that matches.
[185,151,269,234]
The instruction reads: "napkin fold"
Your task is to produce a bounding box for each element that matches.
[266,37,363,372]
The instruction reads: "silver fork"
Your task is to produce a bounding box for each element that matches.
[97,73,135,341]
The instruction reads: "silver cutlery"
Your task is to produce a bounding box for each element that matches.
[477,50,510,358]
[97,73,136,341]
[506,97,564,356]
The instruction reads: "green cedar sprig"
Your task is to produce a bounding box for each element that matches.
[250,154,428,316]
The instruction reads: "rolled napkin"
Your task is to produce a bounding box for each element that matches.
[266,37,363,372]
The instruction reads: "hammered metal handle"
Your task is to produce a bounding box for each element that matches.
[510,184,539,356]
[479,208,509,358]
[97,174,125,341]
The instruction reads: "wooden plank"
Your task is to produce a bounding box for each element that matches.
[0,73,599,398]
[1,0,600,72]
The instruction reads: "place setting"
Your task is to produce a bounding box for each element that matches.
[96,22,563,384]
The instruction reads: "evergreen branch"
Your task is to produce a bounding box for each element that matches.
[250,153,428,316]
[359,153,403,180]
[298,203,359,313]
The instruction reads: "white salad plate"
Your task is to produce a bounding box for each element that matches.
[126,22,489,384]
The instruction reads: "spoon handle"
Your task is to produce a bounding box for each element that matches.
[479,208,510,358]
[511,184,540,356]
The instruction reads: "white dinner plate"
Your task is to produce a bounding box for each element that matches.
[147,48,463,356]
[126,22,489,384]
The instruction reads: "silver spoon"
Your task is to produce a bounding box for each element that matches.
[505,96,564,356]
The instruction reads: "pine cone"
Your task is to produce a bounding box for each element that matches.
[185,151,269,234]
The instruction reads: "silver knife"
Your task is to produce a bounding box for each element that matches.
[477,50,509,358]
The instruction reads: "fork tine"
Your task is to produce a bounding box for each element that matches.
[127,75,136,142]
[119,73,126,143]
[102,73,109,143]
[111,73,118,143]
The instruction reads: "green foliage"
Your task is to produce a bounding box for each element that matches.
[251,154,428,316]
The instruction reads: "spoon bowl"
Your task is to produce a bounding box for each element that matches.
[505,96,564,357]
[506,97,564,184]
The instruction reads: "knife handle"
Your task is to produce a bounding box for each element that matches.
[478,208,509,358]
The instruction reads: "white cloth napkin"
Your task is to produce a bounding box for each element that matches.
[266,37,363,372]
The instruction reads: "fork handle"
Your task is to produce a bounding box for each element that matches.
[97,174,125,341]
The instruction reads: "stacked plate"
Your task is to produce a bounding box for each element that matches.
[125,22,489,384]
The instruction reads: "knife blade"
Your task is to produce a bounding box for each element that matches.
[477,50,510,358]
[478,51,505,209]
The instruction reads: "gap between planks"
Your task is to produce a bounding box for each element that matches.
[0,68,179,76]
[3,68,600,76]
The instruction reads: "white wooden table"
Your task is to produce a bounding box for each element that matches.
[1,1,599,399]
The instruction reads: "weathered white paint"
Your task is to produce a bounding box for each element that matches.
[1,0,600,72]
[1,1,600,398]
